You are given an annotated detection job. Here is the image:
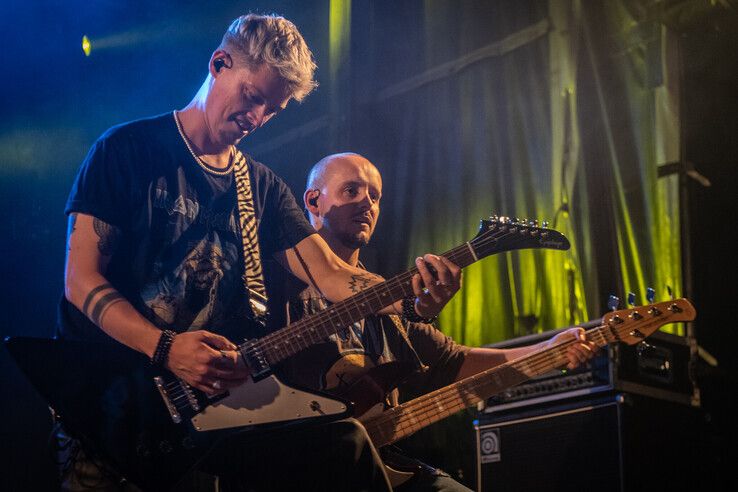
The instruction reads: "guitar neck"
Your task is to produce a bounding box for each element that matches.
[249,221,564,366]
[251,243,477,366]
[362,325,611,448]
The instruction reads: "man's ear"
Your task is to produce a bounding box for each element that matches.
[209,50,233,78]
[304,189,321,215]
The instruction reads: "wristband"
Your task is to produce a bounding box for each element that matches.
[401,295,437,324]
[151,330,176,367]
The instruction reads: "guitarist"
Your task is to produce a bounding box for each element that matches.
[265,153,599,491]
[57,14,460,492]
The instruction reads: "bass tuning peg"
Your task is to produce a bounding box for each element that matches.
[646,287,655,304]
[627,292,636,306]
[607,294,620,311]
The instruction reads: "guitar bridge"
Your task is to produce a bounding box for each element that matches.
[154,376,182,424]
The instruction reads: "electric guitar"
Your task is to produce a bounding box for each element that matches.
[6,216,569,490]
[352,298,696,486]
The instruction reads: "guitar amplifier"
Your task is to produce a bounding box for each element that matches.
[480,321,700,414]
[474,393,705,491]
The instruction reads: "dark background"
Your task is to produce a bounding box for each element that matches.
[1,1,736,490]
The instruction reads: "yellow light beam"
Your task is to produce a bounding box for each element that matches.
[81,35,91,56]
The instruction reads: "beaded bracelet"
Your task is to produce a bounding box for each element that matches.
[151,330,177,366]
[401,295,437,324]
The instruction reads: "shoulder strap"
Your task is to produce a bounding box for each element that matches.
[232,151,269,326]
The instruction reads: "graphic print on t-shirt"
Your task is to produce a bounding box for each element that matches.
[140,237,240,331]
[139,183,242,332]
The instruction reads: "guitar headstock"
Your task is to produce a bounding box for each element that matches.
[471,215,570,260]
[601,298,696,345]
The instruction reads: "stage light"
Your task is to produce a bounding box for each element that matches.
[82,35,91,56]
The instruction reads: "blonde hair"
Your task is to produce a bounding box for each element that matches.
[220,14,318,102]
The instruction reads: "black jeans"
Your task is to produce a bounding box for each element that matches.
[204,418,391,492]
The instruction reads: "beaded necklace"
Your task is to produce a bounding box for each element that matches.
[173,111,234,176]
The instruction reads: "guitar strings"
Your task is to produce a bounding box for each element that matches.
[363,326,612,445]
[253,226,551,362]
[363,340,578,439]
[167,225,561,405]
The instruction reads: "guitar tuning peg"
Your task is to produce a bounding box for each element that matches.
[627,292,636,306]
[646,287,655,304]
[541,220,549,228]
[607,294,620,311]
[490,214,499,222]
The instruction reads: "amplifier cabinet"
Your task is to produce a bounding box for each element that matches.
[475,394,702,492]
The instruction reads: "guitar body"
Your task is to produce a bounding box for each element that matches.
[356,403,419,488]
[4,336,350,490]
[337,366,422,488]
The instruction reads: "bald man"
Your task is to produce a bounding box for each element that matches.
[265,153,597,491]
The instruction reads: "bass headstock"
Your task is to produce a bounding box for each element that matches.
[601,298,696,345]
[471,215,570,260]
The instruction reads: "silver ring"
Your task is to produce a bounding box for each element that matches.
[212,380,222,390]
[219,349,229,358]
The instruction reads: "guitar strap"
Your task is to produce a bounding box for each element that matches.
[232,150,269,327]
[355,261,427,375]
[387,314,428,374]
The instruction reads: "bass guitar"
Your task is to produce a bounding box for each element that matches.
[354,299,696,486]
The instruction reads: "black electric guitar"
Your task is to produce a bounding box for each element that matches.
[348,299,696,487]
[6,216,569,490]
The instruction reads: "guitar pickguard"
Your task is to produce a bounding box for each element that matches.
[191,374,349,431]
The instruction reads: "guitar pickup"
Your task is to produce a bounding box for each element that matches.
[239,339,271,381]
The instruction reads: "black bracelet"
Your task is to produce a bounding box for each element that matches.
[151,330,177,366]
[401,295,437,324]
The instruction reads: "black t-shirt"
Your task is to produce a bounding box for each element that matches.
[265,261,469,406]
[59,112,314,343]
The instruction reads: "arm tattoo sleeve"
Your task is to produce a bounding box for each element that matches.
[83,282,125,327]
[92,217,122,256]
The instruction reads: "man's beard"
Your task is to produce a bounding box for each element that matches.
[338,231,371,250]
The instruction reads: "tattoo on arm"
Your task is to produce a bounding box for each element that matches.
[348,273,376,294]
[82,283,114,315]
[90,291,125,327]
[92,217,121,256]
[83,283,125,327]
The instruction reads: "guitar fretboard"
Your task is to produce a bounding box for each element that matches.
[247,223,556,365]
[252,243,473,365]
[361,325,612,448]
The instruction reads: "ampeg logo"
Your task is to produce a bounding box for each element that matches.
[480,428,501,463]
